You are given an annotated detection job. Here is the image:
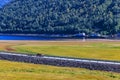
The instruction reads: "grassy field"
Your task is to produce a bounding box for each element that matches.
[0,60,120,80]
[0,40,120,80]
[3,40,120,61]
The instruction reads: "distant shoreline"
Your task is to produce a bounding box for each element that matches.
[0,33,42,36]
[0,39,120,42]
[0,33,119,41]
[0,33,106,38]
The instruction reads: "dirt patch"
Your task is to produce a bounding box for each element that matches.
[5,47,16,51]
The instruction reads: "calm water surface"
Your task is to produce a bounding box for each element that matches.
[0,35,56,40]
[0,35,106,40]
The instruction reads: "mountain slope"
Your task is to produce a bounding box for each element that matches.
[0,0,120,34]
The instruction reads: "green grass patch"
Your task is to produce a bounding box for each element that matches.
[13,42,120,61]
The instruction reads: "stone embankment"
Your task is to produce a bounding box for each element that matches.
[0,52,120,73]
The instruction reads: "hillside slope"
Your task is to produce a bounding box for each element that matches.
[0,0,120,34]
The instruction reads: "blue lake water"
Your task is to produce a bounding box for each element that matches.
[0,35,56,40]
[0,35,104,40]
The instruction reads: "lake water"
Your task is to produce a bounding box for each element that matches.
[0,35,106,40]
[0,35,56,40]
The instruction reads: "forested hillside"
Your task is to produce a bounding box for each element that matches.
[0,0,120,35]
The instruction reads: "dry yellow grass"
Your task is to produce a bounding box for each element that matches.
[2,40,119,61]
[0,40,120,61]
[0,60,120,80]
[0,40,120,80]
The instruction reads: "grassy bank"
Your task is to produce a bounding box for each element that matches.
[0,40,120,79]
[0,60,120,80]
[7,40,120,61]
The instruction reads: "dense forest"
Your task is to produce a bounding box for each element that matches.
[0,0,120,35]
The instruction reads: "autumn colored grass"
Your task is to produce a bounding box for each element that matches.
[5,40,120,61]
[0,40,120,61]
[0,40,120,80]
[0,60,120,80]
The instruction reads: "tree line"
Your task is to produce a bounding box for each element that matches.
[0,0,120,35]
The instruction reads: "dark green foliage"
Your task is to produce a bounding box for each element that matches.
[0,0,120,35]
